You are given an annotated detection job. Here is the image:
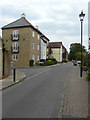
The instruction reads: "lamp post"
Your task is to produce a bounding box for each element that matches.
[2,43,5,76]
[79,10,85,77]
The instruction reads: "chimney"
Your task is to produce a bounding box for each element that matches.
[21,13,26,18]
[35,25,38,29]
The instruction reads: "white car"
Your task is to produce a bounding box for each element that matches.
[77,61,81,64]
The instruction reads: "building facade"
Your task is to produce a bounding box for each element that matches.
[48,42,68,62]
[0,37,2,79]
[2,14,49,67]
[62,45,68,61]
[48,42,63,62]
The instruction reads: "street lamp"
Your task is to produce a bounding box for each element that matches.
[79,10,85,77]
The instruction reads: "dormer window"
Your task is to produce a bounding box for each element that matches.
[12,30,19,40]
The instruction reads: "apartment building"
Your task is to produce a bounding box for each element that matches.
[48,42,63,62]
[62,45,68,61]
[2,13,49,67]
[48,42,68,62]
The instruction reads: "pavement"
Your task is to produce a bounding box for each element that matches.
[0,69,25,90]
[59,64,88,118]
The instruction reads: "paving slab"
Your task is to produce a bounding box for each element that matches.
[0,69,25,90]
[59,65,88,118]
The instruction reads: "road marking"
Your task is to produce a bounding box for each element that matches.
[25,68,51,80]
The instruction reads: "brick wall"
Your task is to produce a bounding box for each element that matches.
[2,27,41,67]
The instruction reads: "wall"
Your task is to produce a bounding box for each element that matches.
[4,51,10,76]
[29,28,40,64]
[40,39,47,59]
[0,40,2,79]
[2,28,31,67]
[51,48,62,62]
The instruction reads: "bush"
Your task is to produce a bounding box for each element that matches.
[40,59,46,62]
[46,58,57,63]
[44,60,56,66]
[30,60,34,66]
[86,68,90,81]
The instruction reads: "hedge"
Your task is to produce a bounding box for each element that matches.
[86,68,90,81]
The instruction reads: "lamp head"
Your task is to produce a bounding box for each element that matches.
[79,10,85,21]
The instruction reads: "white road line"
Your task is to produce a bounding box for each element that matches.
[25,68,51,80]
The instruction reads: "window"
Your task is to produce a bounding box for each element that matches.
[32,54,35,60]
[12,42,18,52]
[12,54,18,61]
[32,31,35,37]
[37,45,39,50]
[12,30,19,40]
[38,35,39,40]
[37,55,39,61]
[32,43,35,49]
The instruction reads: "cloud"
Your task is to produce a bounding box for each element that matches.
[0,0,88,52]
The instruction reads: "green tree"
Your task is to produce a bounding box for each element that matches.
[68,43,87,61]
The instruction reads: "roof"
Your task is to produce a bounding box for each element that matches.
[2,17,31,29]
[2,14,50,41]
[49,42,62,48]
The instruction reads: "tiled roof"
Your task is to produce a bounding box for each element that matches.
[2,14,50,41]
[49,42,62,48]
[2,17,31,29]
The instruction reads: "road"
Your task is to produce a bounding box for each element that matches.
[2,62,73,118]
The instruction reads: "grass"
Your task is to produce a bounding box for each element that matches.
[19,79,24,82]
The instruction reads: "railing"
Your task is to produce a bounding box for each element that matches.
[11,46,19,53]
[11,34,19,41]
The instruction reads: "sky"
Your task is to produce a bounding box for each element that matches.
[0,0,89,52]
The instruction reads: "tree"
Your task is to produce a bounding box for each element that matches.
[68,43,87,61]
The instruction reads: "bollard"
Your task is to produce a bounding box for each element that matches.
[13,68,16,82]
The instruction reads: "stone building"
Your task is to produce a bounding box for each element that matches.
[62,45,68,61]
[2,14,49,67]
[48,42,68,62]
[48,42,63,62]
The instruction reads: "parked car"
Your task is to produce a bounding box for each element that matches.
[77,61,81,64]
[73,61,77,66]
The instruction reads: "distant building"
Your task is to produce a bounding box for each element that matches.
[62,45,68,61]
[2,13,49,67]
[48,42,63,62]
[48,42,68,62]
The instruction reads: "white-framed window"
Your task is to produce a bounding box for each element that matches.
[37,45,39,50]
[12,54,18,61]
[12,30,19,40]
[32,43,35,49]
[37,55,39,61]
[37,34,39,40]
[32,54,35,60]
[12,42,18,52]
[32,31,35,37]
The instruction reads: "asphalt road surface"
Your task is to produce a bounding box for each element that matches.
[2,62,73,118]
